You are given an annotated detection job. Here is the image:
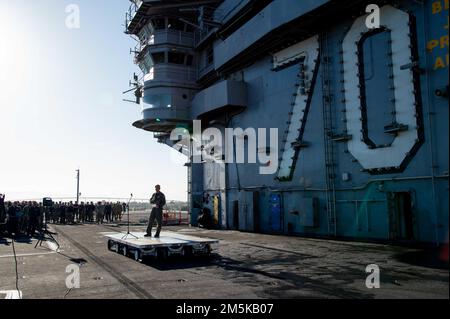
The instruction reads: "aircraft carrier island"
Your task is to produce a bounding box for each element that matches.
[125,0,449,245]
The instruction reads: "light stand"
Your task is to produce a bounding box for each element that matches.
[36,205,60,251]
[122,193,138,240]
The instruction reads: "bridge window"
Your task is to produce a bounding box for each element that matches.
[143,94,172,109]
[152,52,166,64]
[152,18,166,30]
[168,52,185,65]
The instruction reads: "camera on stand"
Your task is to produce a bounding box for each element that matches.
[42,197,53,207]
[36,197,60,251]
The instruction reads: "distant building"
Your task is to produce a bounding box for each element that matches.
[124,0,449,244]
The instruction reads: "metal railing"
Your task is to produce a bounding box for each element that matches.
[194,27,217,47]
[125,0,143,30]
[163,211,190,226]
[198,63,214,79]
[5,196,187,210]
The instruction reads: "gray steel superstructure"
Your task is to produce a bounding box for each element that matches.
[124,0,449,244]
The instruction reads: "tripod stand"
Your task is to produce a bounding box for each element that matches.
[122,194,138,240]
[35,209,60,251]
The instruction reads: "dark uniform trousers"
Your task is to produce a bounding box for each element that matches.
[146,192,166,236]
[27,207,41,237]
[146,207,163,236]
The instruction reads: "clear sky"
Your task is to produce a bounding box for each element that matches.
[0,0,188,201]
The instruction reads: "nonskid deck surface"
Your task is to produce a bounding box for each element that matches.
[105,232,219,249]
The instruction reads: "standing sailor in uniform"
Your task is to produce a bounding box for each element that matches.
[145,185,166,238]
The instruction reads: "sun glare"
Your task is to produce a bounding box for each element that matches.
[0,4,28,106]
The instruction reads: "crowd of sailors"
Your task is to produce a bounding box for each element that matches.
[0,194,127,238]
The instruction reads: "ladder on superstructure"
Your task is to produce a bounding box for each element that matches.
[320,34,337,237]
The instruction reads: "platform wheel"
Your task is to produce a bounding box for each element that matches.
[134,249,141,262]
[122,245,128,257]
[113,242,119,253]
[107,240,114,251]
